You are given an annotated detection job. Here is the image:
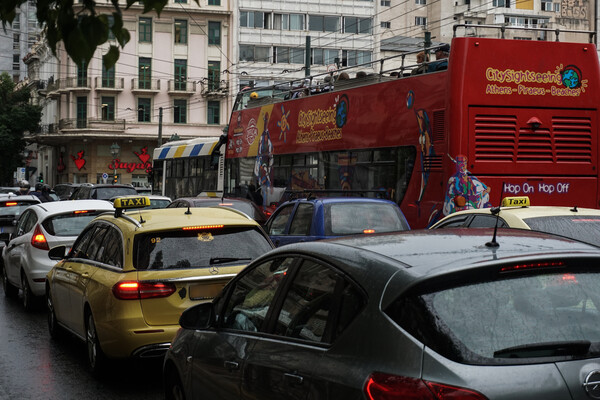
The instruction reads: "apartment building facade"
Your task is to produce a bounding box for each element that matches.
[21,0,232,188]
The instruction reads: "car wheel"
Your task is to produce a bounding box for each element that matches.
[86,312,106,375]
[1,265,18,298]
[165,369,186,400]
[21,273,36,311]
[46,289,63,340]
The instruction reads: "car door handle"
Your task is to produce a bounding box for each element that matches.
[284,372,304,385]
[81,272,89,277]
[224,360,239,371]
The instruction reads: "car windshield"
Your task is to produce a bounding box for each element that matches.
[42,212,107,236]
[133,227,272,270]
[325,202,409,235]
[523,216,600,246]
[94,187,137,200]
[389,268,600,365]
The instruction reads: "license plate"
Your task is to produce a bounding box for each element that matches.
[189,282,226,300]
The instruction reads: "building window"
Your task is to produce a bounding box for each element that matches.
[309,15,340,32]
[174,19,187,44]
[273,13,305,30]
[139,17,152,42]
[102,61,115,88]
[174,99,187,123]
[107,15,115,40]
[275,47,305,64]
[208,21,221,45]
[239,45,271,62]
[311,48,339,65]
[493,0,510,6]
[381,0,391,5]
[76,96,87,128]
[13,34,19,50]
[77,61,87,87]
[12,54,20,70]
[12,15,20,29]
[344,17,371,34]
[416,0,426,4]
[341,50,371,67]
[415,16,427,26]
[174,0,187,3]
[138,98,151,122]
[207,61,220,91]
[174,59,187,91]
[380,21,391,29]
[139,57,151,89]
[240,11,269,29]
[101,96,115,121]
[207,101,220,125]
[208,0,220,4]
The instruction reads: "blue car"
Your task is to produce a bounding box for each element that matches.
[264,197,410,247]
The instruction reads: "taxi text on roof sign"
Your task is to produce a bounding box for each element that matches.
[114,196,151,209]
[501,196,531,208]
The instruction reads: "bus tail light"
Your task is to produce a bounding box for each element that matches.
[31,225,49,250]
[112,281,176,300]
[364,372,488,400]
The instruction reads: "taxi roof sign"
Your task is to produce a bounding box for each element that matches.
[113,196,151,209]
[501,196,530,208]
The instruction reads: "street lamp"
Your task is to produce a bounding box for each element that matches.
[110,142,120,184]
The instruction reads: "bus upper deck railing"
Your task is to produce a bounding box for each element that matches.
[234,25,597,112]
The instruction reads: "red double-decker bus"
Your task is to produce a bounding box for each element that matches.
[223,27,600,228]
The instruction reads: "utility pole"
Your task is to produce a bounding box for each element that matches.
[157,106,163,148]
[305,36,311,77]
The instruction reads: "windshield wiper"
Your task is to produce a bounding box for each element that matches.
[209,257,252,265]
[493,340,591,358]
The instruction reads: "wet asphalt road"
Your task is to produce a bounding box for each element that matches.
[0,293,163,400]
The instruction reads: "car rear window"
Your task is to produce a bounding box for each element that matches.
[133,227,272,270]
[0,201,38,217]
[325,202,409,236]
[42,211,107,236]
[193,199,255,217]
[387,263,600,365]
[94,187,137,200]
[524,216,600,246]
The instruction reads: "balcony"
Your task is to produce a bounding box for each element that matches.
[46,79,61,98]
[131,78,161,94]
[167,80,197,96]
[95,77,125,92]
[200,80,229,98]
[58,118,126,132]
[61,77,93,93]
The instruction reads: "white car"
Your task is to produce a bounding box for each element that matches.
[1,200,114,310]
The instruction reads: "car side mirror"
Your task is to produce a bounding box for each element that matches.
[48,245,68,261]
[179,302,215,330]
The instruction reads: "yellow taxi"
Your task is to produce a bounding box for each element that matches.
[430,196,600,246]
[45,195,273,374]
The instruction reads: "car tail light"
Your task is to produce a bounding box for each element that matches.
[112,281,176,300]
[73,210,89,214]
[31,224,49,250]
[363,229,376,234]
[364,372,488,400]
[500,261,565,273]
[4,202,17,206]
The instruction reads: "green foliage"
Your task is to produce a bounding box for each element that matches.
[0,0,194,68]
[0,73,42,185]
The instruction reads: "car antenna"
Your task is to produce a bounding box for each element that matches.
[185,205,192,215]
[137,210,146,224]
[570,206,578,212]
[486,182,505,248]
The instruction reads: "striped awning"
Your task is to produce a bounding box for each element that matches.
[154,141,218,160]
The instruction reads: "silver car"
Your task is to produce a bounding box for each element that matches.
[1,200,114,310]
[164,228,600,400]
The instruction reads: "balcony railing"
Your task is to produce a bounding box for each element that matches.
[59,118,126,131]
[131,78,161,93]
[61,77,93,91]
[201,80,229,97]
[94,77,125,91]
[167,80,196,94]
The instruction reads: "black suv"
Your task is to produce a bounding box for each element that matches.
[69,184,137,201]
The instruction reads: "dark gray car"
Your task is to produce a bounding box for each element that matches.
[164,228,600,400]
